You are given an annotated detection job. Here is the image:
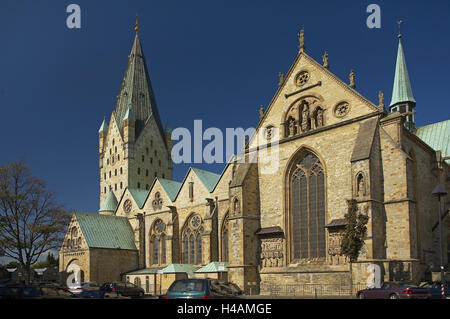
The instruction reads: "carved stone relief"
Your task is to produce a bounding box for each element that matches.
[260,237,284,268]
[327,231,348,265]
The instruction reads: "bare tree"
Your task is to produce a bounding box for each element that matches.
[0,161,70,283]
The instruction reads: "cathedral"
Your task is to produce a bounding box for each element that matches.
[59,24,450,296]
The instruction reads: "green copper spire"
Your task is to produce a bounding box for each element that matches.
[99,187,118,213]
[123,106,136,121]
[390,35,416,107]
[98,117,108,133]
[113,31,164,139]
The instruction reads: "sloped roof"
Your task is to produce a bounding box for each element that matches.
[415,119,450,164]
[351,118,378,162]
[390,37,416,106]
[195,262,228,273]
[125,267,163,275]
[191,168,221,192]
[123,107,136,121]
[112,33,164,140]
[128,189,150,209]
[98,118,108,133]
[229,162,252,188]
[161,263,199,276]
[325,218,348,228]
[158,178,182,201]
[74,212,137,250]
[99,188,119,213]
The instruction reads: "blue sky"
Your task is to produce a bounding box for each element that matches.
[1,0,449,214]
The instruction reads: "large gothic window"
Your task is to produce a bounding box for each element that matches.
[289,151,326,261]
[182,214,204,265]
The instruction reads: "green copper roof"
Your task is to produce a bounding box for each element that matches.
[195,262,228,273]
[161,264,199,277]
[128,188,149,209]
[415,119,450,164]
[123,107,136,121]
[192,168,221,192]
[158,178,182,201]
[99,188,119,213]
[125,267,163,275]
[113,33,164,139]
[390,37,416,107]
[74,212,137,250]
[98,118,108,133]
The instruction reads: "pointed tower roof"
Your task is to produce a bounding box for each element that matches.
[98,117,108,133]
[390,35,416,107]
[123,106,136,121]
[113,30,164,139]
[99,188,119,213]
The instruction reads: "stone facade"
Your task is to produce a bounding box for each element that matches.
[59,29,449,296]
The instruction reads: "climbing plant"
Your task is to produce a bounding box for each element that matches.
[341,199,369,262]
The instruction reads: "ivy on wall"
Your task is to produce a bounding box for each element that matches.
[341,199,369,262]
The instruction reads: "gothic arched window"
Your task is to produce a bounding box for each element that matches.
[288,150,326,261]
[182,214,204,265]
[221,213,229,262]
[150,219,166,266]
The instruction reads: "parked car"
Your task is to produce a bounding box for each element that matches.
[419,281,450,299]
[68,281,99,294]
[357,282,431,299]
[100,282,145,298]
[164,278,243,299]
[0,284,76,299]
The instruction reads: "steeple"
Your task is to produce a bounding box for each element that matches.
[389,22,416,131]
[98,117,108,133]
[113,27,164,139]
[99,187,118,215]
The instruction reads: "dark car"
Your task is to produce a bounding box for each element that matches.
[101,282,145,298]
[164,278,243,299]
[0,284,76,299]
[79,287,106,299]
[357,282,431,299]
[419,281,450,299]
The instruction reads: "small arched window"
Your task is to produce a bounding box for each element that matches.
[221,213,229,262]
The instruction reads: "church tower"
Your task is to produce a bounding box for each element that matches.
[389,24,416,132]
[98,21,173,210]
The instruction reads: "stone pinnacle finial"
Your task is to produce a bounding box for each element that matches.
[322,51,329,69]
[135,14,140,32]
[259,105,265,120]
[278,72,284,86]
[349,70,356,89]
[298,27,305,52]
[397,19,403,38]
[378,91,385,108]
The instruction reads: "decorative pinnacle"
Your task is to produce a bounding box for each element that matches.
[278,72,284,86]
[135,14,140,32]
[349,70,356,89]
[322,51,329,69]
[298,26,305,52]
[259,105,265,120]
[378,91,385,108]
[397,19,403,38]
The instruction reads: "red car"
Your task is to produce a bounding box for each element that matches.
[357,282,431,299]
